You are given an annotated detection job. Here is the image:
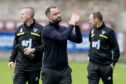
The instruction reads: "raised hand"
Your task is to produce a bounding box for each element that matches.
[69,10,80,25]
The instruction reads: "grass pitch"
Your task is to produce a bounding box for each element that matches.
[0,61,125,84]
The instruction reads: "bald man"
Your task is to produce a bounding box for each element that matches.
[8,7,44,84]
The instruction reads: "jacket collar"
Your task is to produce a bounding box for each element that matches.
[94,22,105,30]
[24,19,36,28]
[49,22,59,28]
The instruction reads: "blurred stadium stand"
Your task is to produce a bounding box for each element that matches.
[0,0,126,61]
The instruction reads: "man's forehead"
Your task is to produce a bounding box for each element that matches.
[21,8,31,13]
[50,8,59,12]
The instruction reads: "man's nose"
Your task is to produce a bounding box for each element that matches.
[57,14,60,17]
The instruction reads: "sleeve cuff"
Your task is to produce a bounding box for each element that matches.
[9,59,15,62]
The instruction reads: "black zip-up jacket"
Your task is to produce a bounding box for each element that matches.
[42,22,82,70]
[9,20,44,71]
[89,23,120,65]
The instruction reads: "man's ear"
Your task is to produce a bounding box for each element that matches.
[46,13,50,18]
[48,14,52,20]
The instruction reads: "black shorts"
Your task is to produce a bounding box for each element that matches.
[41,66,72,84]
[13,69,40,84]
[87,61,113,84]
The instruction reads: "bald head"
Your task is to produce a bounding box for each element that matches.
[20,7,35,23]
[21,7,34,18]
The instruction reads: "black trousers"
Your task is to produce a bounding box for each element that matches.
[41,66,72,84]
[13,69,40,84]
[87,61,113,84]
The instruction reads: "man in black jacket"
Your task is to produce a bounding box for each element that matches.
[8,7,44,84]
[41,6,82,84]
[88,11,120,84]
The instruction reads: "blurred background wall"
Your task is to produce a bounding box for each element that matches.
[0,0,126,62]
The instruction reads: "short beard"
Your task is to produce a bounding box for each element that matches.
[53,16,62,24]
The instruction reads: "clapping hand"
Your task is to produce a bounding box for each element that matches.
[69,10,80,25]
